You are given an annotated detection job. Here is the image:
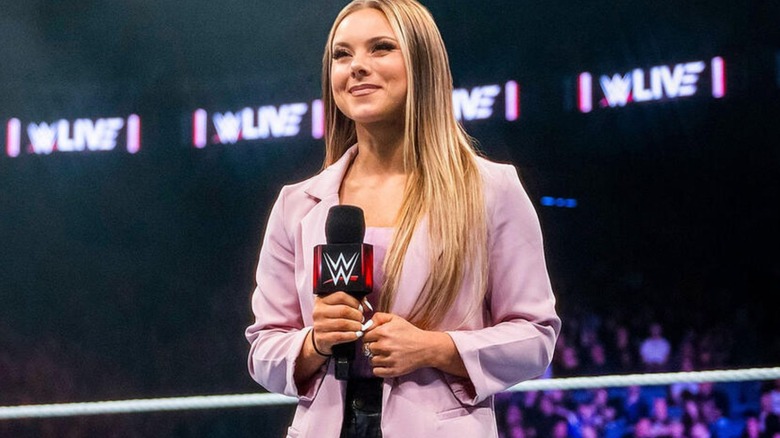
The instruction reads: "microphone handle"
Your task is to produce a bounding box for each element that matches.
[332,342,355,381]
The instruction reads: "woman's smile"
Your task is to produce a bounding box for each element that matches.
[349,84,381,96]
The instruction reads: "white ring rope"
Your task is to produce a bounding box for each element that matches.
[507,367,780,392]
[1,367,778,420]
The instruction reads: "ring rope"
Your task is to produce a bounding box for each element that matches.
[1,367,778,420]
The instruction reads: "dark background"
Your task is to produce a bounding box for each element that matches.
[1,1,778,436]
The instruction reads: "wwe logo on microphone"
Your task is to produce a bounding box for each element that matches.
[323,252,359,286]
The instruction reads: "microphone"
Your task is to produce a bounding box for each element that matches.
[313,205,373,380]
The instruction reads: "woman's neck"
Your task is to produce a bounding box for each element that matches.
[340,124,408,228]
[353,122,405,176]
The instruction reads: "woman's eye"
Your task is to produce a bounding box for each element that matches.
[373,42,396,52]
[332,49,350,60]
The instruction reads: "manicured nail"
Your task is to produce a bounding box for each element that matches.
[358,304,364,313]
[362,298,373,312]
[361,320,374,331]
[355,330,364,338]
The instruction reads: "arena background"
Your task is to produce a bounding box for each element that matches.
[1,1,778,436]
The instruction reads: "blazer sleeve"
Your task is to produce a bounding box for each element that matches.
[245,187,327,400]
[446,163,561,405]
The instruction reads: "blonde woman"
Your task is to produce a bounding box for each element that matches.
[245,1,560,437]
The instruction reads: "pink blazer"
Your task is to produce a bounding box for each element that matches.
[245,146,560,438]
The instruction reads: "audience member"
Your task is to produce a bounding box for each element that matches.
[697,381,731,421]
[610,323,638,372]
[681,396,705,433]
[668,419,686,438]
[554,345,583,377]
[622,385,651,424]
[740,415,760,438]
[669,355,700,404]
[582,342,614,375]
[639,322,672,372]
[648,396,673,437]
[759,389,780,437]
[628,417,653,438]
[531,393,572,438]
[689,421,712,438]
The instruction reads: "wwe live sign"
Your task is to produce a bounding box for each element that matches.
[577,57,726,112]
[5,115,141,157]
[191,81,520,148]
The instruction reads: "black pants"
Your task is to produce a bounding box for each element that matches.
[340,378,383,438]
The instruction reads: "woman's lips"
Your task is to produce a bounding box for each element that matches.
[349,84,380,96]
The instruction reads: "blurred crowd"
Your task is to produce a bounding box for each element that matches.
[495,379,780,438]
[494,307,780,438]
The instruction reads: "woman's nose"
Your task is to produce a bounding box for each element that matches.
[350,54,370,79]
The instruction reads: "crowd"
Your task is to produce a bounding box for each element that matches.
[495,379,780,438]
[493,306,780,438]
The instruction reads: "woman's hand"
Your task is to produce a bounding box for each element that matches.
[295,292,365,388]
[311,292,365,355]
[362,313,468,378]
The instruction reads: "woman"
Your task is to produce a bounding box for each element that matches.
[245,1,560,437]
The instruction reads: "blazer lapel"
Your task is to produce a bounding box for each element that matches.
[298,147,359,308]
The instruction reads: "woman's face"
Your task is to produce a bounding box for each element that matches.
[330,8,408,127]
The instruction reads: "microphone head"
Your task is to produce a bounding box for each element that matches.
[325,205,365,244]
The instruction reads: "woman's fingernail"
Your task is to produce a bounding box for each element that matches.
[361,320,374,331]
[363,299,373,312]
[356,330,364,338]
[358,304,364,313]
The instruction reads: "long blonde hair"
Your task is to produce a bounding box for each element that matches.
[321,0,488,329]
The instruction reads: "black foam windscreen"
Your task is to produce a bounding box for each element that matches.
[325,205,365,244]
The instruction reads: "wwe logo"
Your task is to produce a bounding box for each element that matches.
[323,252,359,286]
